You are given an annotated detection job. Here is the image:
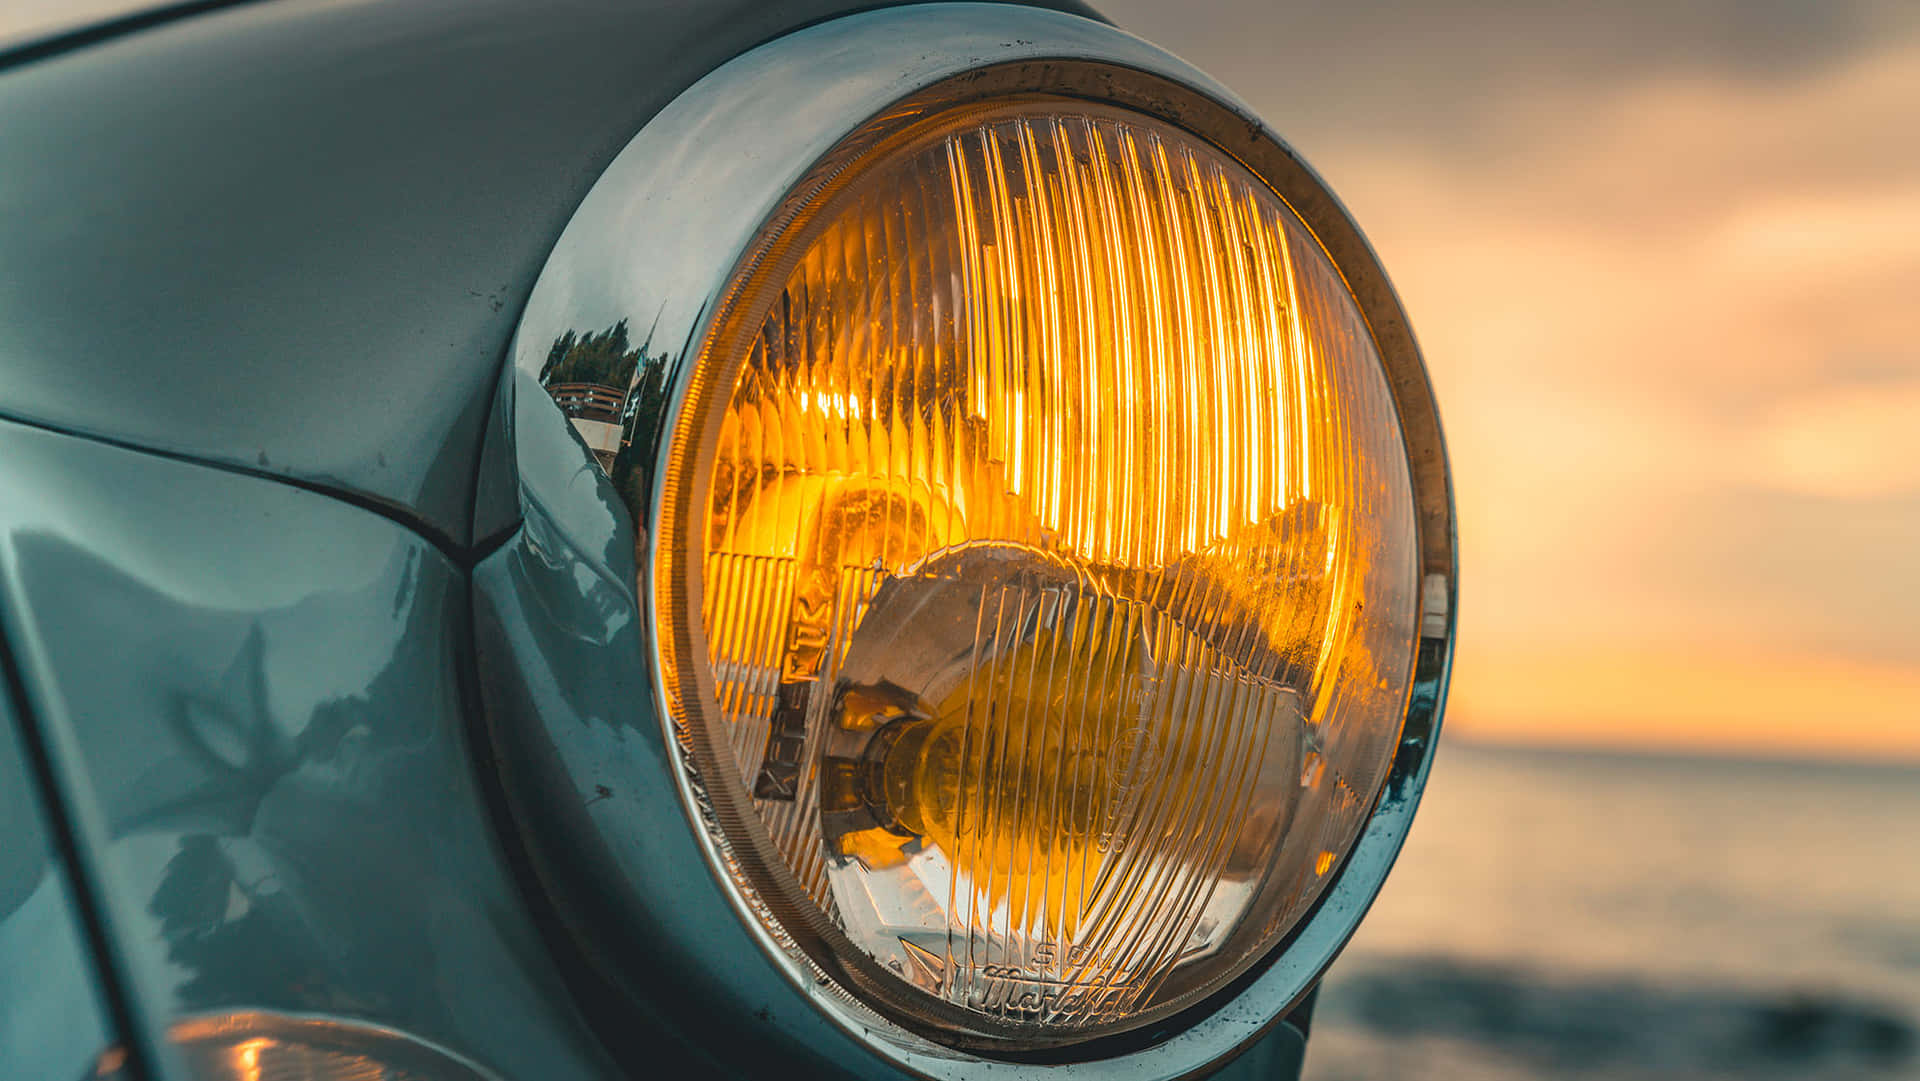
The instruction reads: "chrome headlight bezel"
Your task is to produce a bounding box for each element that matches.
[505,4,1454,1076]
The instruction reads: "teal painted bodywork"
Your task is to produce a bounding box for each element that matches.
[0,418,613,1079]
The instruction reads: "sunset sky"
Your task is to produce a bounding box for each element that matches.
[1103,0,1920,760]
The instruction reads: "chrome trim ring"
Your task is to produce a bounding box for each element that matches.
[510,4,1455,1076]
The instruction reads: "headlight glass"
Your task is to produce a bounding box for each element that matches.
[655,97,1419,1047]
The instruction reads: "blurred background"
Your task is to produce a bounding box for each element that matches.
[1095,1,1920,1077]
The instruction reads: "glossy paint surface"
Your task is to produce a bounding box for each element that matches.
[0,0,1096,550]
[0,417,612,1081]
[0,677,117,1081]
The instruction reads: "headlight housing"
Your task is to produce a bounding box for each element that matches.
[504,5,1454,1075]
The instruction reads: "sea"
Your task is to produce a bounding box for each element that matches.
[1306,742,1920,1081]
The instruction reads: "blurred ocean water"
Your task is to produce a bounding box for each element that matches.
[1308,744,1920,1080]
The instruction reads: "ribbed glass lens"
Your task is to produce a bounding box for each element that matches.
[655,99,1419,1043]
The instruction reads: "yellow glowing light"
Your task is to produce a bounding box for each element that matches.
[658,99,1420,1038]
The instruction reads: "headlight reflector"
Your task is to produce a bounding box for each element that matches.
[654,97,1421,1047]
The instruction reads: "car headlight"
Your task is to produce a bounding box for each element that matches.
[656,97,1417,1049]
[504,4,1454,1074]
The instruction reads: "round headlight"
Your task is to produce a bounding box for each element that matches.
[503,6,1454,1073]
[655,97,1417,1048]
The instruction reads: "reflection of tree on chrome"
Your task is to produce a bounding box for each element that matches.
[539,319,642,389]
[540,319,669,475]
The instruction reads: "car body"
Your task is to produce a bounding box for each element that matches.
[0,2,1453,1078]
